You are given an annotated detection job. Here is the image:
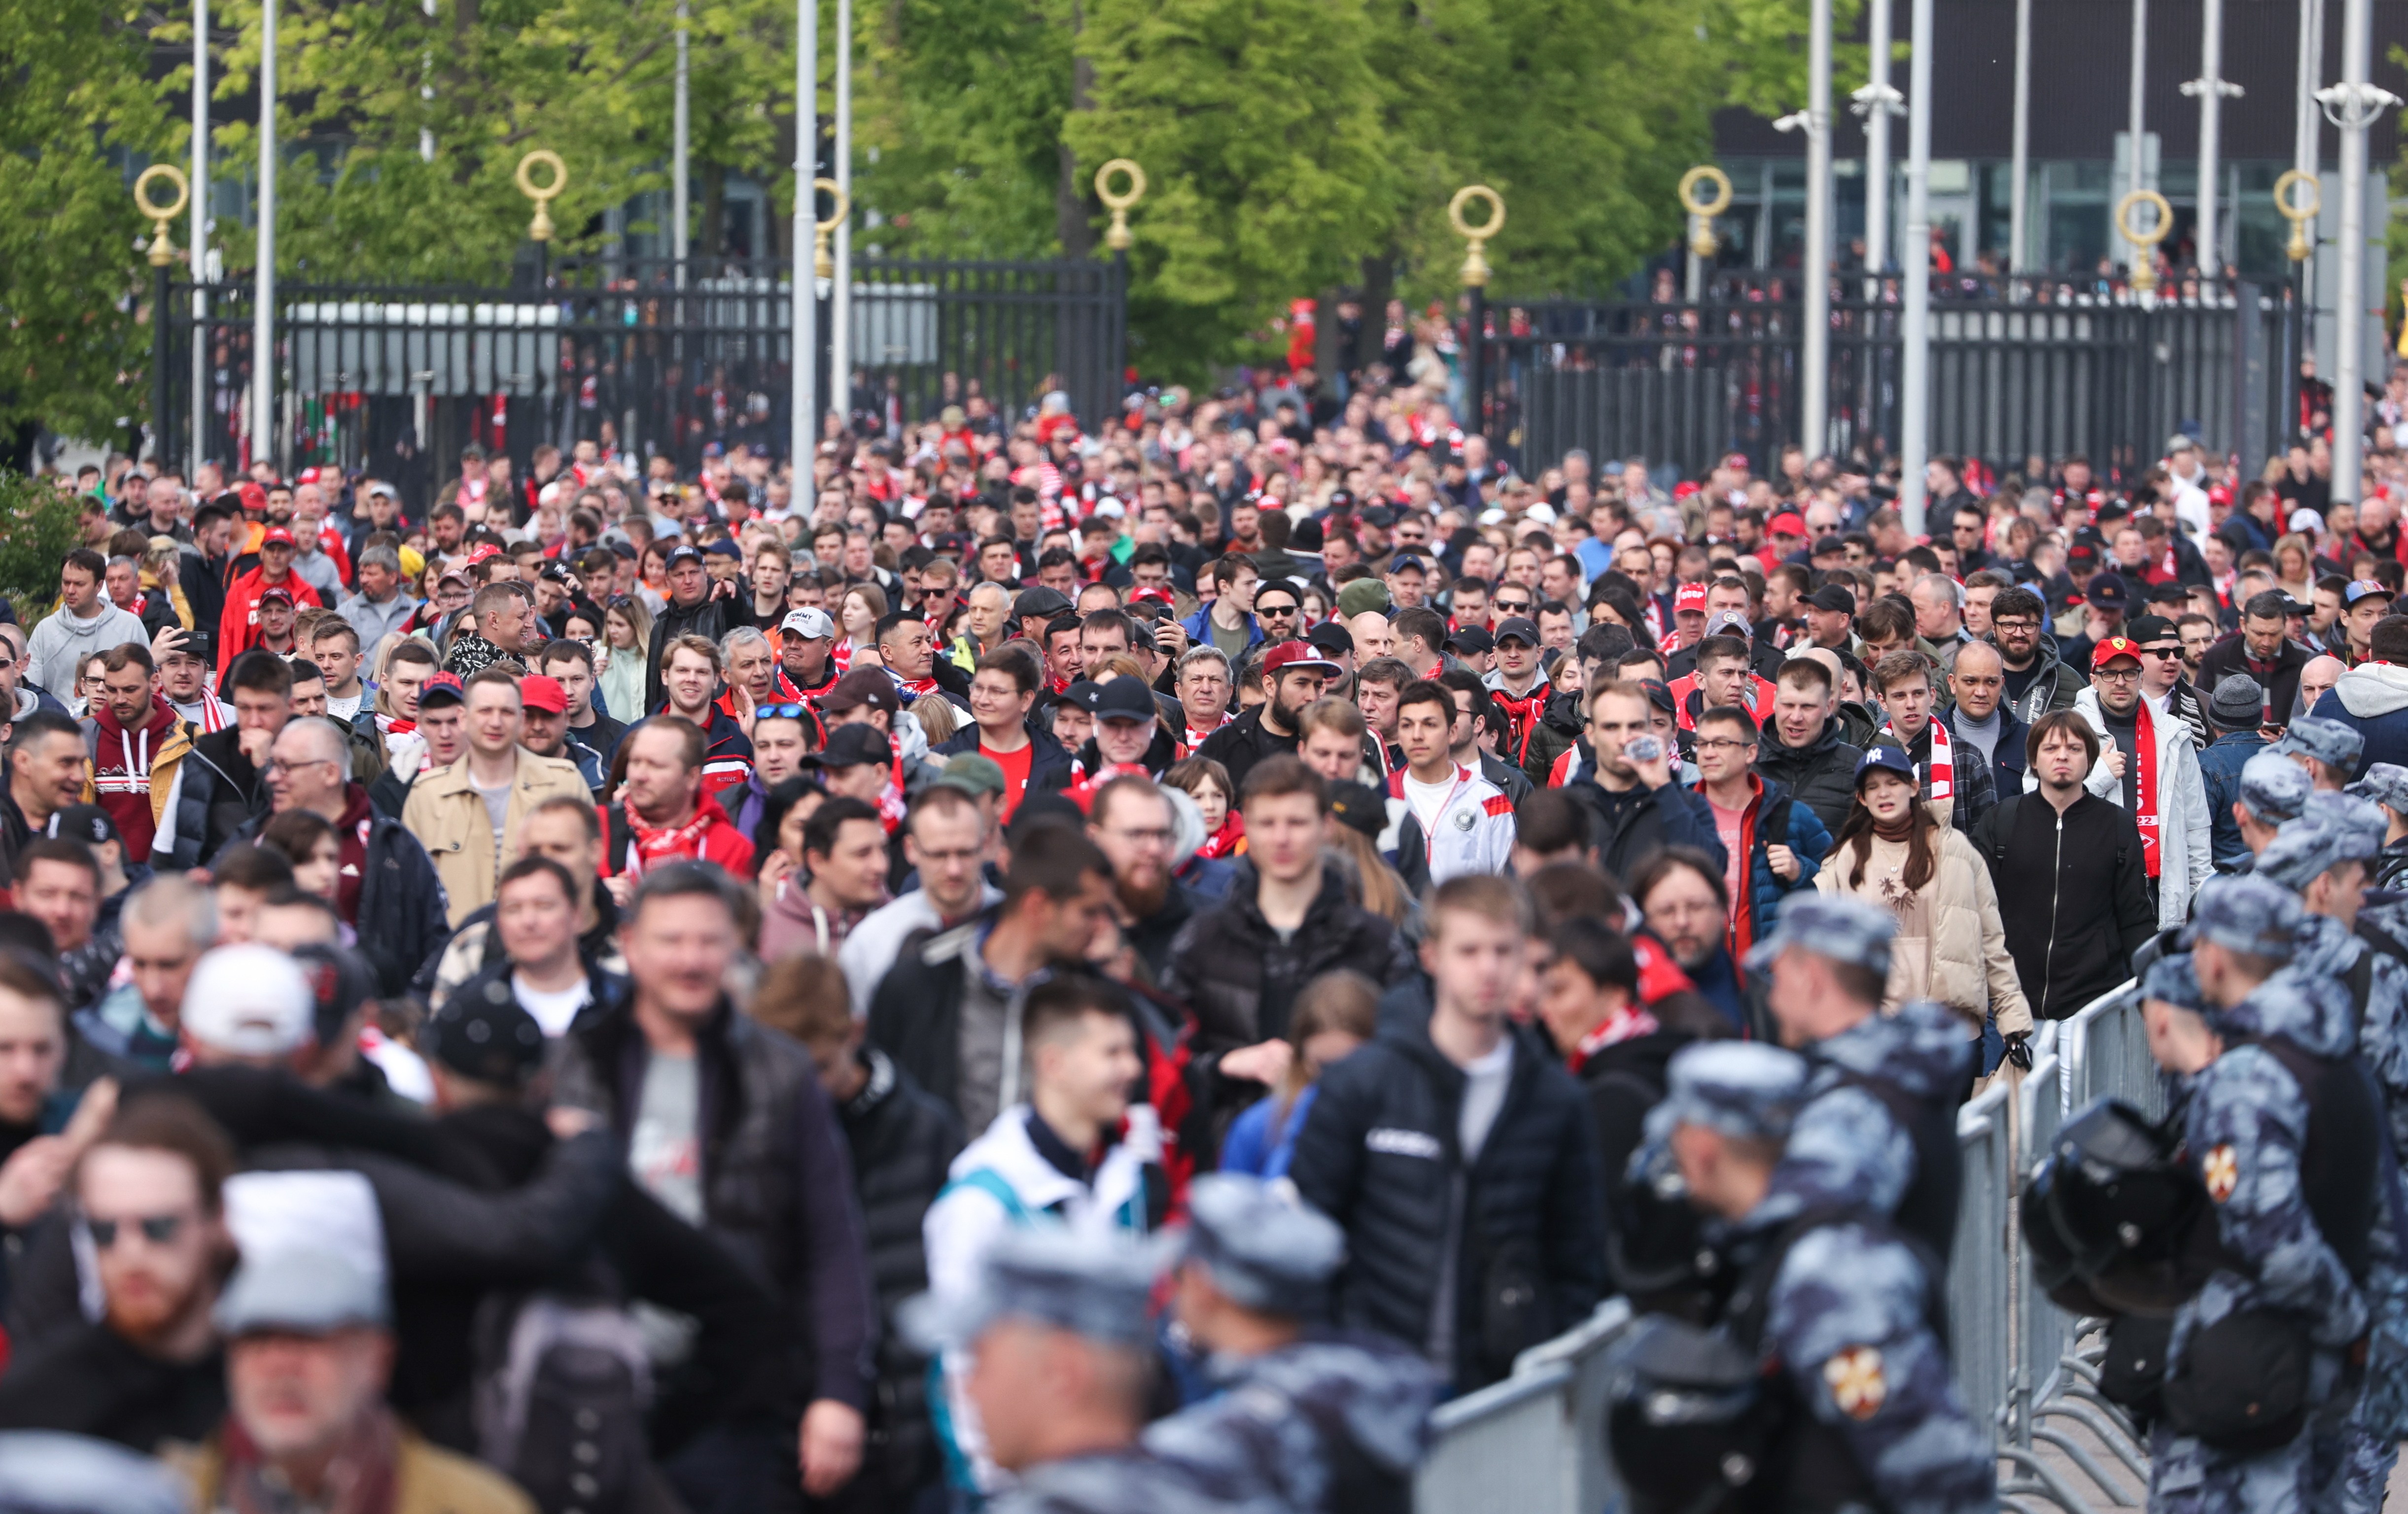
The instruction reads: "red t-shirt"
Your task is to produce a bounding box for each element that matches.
[984,740,1036,821]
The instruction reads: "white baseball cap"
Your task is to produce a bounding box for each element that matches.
[181,944,314,1058]
[780,607,836,641]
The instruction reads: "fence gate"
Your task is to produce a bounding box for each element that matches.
[1480,276,2295,483]
[161,254,1125,506]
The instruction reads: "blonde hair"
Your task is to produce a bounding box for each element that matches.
[1269,970,1380,1138]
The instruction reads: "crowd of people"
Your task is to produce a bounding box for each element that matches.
[1,376,2407,1514]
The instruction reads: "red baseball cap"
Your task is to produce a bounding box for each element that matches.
[1768,512,1807,538]
[296,466,324,486]
[520,675,568,715]
[259,526,297,549]
[237,481,268,514]
[1263,640,1343,679]
[2091,636,2143,670]
[463,543,503,567]
[1675,582,1709,614]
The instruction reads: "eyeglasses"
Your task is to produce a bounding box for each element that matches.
[263,757,337,776]
[2141,646,2185,659]
[2093,666,2143,683]
[1693,737,1757,752]
[1495,601,1533,615]
[86,1212,187,1249]
[1990,618,2038,632]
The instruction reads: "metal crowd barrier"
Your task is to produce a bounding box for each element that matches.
[1413,982,2162,1514]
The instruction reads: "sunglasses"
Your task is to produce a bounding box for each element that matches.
[87,1212,187,1249]
[757,703,810,721]
[1257,603,1299,618]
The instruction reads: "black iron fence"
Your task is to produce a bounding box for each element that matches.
[160,254,1125,507]
[1474,275,2295,483]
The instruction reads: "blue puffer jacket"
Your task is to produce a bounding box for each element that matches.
[1695,774,1831,959]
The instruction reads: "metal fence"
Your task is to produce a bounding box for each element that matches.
[1477,281,2291,485]
[1414,982,2163,1514]
[159,254,1125,506]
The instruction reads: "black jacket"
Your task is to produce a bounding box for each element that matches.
[1752,717,1863,836]
[1195,704,1302,790]
[1159,864,1417,1062]
[1945,705,2031,796]
[645,592,734,715]
[835,1047,964,1501]
[1562,776,1728,887]
[0,1327,224,1455]
[932,721,1075,796]
[2196,633,2310,729]
[551,991,878,1416]
[1970,791,2157,1020]
[169,725,266,870]
[1576,1026,1718,1319]
[1289,1019,1605,1390]
[220,788,452,998]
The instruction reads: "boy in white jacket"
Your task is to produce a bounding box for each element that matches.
[921,974,1162,1497]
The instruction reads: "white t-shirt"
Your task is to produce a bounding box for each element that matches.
[326,689,364,723]
[1403,770,1459,837]
[513,972,594,1037]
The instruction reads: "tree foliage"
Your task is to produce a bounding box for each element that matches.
[0,474,88,614]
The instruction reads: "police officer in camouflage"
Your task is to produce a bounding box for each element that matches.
[899,1229,1283,1514]
[1646,1041,1994,1513]
[1143,1175,1442,1514]
[1741,895,1974,1266]
[2254,806,2408,1514]
[2142,875,2375,1514]
[2227,751,2314,869]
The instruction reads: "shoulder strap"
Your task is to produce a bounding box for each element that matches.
[602,804,634,877]
[1984,794,2020,877]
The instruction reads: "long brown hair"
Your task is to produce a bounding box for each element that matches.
[1827,778,1941,893]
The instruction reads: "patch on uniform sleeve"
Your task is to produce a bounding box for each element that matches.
[1483,794,1515,818]
[1823,1346,1887,1420]
[2203,1143,2239,1203]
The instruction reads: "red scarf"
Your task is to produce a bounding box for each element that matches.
[2132,697,2163,877]
[1566,1002,1663,1073]
[1881,717,1954,802]
[623,797,725,875]
[1490,680,1549,764]
[1195,813,1247,860]
[894,675,940,702]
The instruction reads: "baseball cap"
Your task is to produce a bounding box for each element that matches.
[2123,614,2179,647]
[780,607,836,641]
[1768,512,1807,538]
[1306,620,1357,656]
[1074,677,1159,724]
[257,586,295,609]
[429,980,552,1088]
[935,753,1008,797]
[42,805,118,849]
[1387,554,1429,577]
[418,671,467,709]
[2086,572,2131,612]
[2290,507,2325,534]
[1805,584,1856,615]
[1447,625,1497,656]
[1262,640,1343,680]
[665,545,706,569]
[519,674,568,715]
[2089,636,2143,670]
[809,723,894,769]
[2347,580,2395,608]
[1811,534,1849,558]
[181,944,314,1059]
[1855,744,1917,784]
[1674,582,1709,615]
[1493,616,1541,647]
[259,526,297,549]
[819,668,902,717]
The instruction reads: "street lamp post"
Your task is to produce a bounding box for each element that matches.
[137,167,190,469]
[1678,167,1732,304]
[792,0,817,470]
[1773,0,1831,458]
[1448,185,1503,447]
[1898,0,1933,535]
[1095,160,1145,413]
[2318,0,2399,505]
[2126,0,2149,281]
[191,0,209,470]
[673,0,689,285]
[2182,0,2244,277]
[253,0,276,473]
[831,0,851,420]
[2009,0,2031,272]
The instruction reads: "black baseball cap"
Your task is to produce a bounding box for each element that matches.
[808,723,894,769]
[1805,584,1857,615]
[1447,625,1497,656]
[427,980,550,1089]
[1306,620,1356,656]
[1493,616,1541,647]
[1072,677,1157,724]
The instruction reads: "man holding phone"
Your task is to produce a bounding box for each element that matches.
[1563,680,1728,883]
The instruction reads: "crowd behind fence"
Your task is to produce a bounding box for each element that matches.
[1413,983,2161,1514]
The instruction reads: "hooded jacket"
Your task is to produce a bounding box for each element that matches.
[165,725,266,872]
[932,720,1076,802]
[1287,1017,1604,1391]
[1560,769,1728,886]
[1519,688,1586,791]
[2312,662,2408,778]
[214,567,322,676]
[2058,685,2214,929]
[644,592,733,714]
[1999,638,2086,725]
[1751,717,1863,835]
[25,603,147,705]
[81,699,199,865]
[1158,863,1418,1063]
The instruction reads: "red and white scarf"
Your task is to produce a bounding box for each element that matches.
[1881,717,1954,802]
[2132,698,2164,877]
[622,798,723,875]
[1566,1003,1664,1074]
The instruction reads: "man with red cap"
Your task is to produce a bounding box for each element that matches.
[1195,640,1343,789]
[1669,581,1710,651]
[217,525,322,676]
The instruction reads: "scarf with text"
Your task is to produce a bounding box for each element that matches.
[2132,696,2164,877]
[1882,716,1954,802]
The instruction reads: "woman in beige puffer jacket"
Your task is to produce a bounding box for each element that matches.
[1815,751,2035,1045]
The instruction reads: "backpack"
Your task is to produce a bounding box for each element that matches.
[472,1294,655,1514]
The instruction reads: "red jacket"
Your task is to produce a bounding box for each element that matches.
[85,696,193,865]
[1667,671,1777,732]
[595,794,757,879]
[217,566,323,675]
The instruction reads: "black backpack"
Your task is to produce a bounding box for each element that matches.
[472,1293,655,1514]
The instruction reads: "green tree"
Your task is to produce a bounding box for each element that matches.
[0,473,87,613]
[0,0,171,444]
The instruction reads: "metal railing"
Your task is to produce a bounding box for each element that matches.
[1414,984,2163,1514]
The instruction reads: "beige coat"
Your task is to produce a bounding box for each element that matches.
[173,1426,537,1514]
[402,745,593,925]
[1815,825,2035,1037]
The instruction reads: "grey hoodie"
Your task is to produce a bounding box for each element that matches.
[2333,661,2408,720]
[24,602,146,704]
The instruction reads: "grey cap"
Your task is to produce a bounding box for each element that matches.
[215,1248,390,1337]
[0,1433,190,1514]
[2273,715,2365,772]
[2255,816,2380,892]
[1654,1042,1811,1143]
[2208,674,2267,728]
[1742,892,1896,980]
[2302,790,2388,852]
[2181,874,2303,960]
[2352,761,2408,815]
[934,752,1007,797]
[2138,952,2209,1014]
[2239,750,2312,823]
[899,1227,1159,1354]
[1179,1174,1347,1316]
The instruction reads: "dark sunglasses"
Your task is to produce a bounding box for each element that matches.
[87,1213,186,1249]
[1256,602,1299,617]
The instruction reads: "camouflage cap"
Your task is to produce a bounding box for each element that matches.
[2254,816,2379,893]
[2180,874,2303,961]
[2350,761,2408,817]
[2301,790,2387,852]
[1742,892,1896,980]
[898,1227,1160,1354]
[2238,750,2312,824]
[2271,715,2364,772]
[2138,952,2209,1014]
[1179,1173,1347,1316]
[1654,1042,1811,1144]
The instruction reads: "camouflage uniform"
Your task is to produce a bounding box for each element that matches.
[988,1448,1291,1514]
[2153,876,2370,1514]
[1144,1174,1441,1514]
[2259,811,2408,1514]
[1653,1041,1996,1514]
[1770,997,1972,1224]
